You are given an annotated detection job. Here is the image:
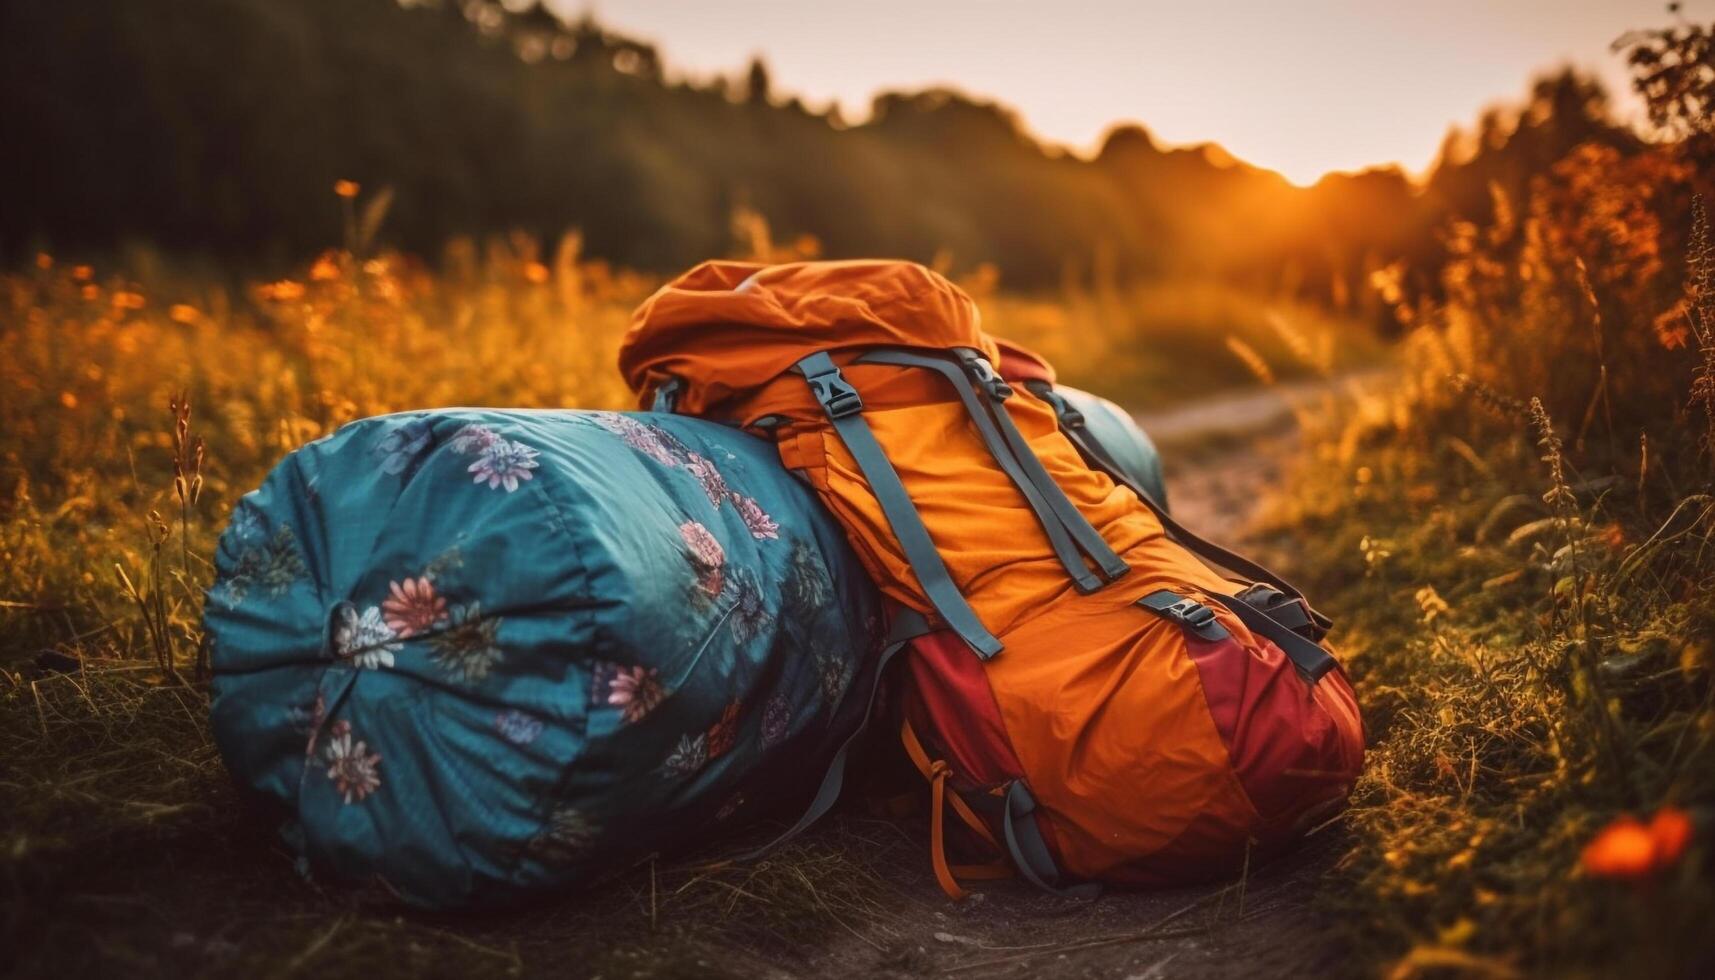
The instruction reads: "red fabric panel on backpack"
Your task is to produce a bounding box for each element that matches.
[992,337,1057,385]
[1186,633,1364,833]
[902,631,1027,787]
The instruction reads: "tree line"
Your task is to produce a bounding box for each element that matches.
[0,0,1671,317]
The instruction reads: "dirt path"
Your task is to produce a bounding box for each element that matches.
[769,374,1384,980]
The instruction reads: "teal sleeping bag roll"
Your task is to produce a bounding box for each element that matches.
[204,409,884,908]
[1057,386,1169,510]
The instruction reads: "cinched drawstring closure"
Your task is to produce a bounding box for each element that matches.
[322,599,355,660]
[903,720,1011,900]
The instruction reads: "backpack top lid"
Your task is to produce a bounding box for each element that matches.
[621,260,1001,420]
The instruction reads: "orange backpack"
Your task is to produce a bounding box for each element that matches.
[620,259,1364,897]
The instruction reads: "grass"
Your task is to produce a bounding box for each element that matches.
[1248,181,1715,975]
[0,218,1376,977]
[4,173,1712,976]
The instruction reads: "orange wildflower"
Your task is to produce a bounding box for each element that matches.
[333,179,360,199]
[309,252,341,282]
[34,252,52,270]
[523,261,550,285]
[1649,806,1693,864]
[169,304,200,325]
[260,280,306,303]
[1581,806,1695,880]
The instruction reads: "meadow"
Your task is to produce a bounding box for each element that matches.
[3,186,1711,976]
[4,12,1715,976]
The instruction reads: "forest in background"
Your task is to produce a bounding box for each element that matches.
[0,0,1653,318]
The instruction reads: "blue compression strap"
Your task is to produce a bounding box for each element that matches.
[952,349,1130,582]
[1001,781,1101,899]
[735,607,933,859]
[858,348,1111,592]
[1026,378,1332,638]
[795,352,1002,659]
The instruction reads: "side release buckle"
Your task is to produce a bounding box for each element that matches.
[804,366,865,419]
[955,349,1013,401]
[1137,589,1230,642]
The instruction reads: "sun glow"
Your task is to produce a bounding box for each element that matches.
[577,0,1654,184]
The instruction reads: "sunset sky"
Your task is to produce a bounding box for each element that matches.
[559,0,1688,185]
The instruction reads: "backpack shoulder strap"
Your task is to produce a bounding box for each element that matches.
[1024,378,1333,639]
[796,352,1003,659]
[858,347,1129,591]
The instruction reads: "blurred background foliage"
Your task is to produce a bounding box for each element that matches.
[0,0,1660,319]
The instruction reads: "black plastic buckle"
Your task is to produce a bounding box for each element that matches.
[1235,582,1325,641]
[1137,589,1229,641]
[1029,386,1083,427]
[1163,597,1216,630]
[955,349,1013,401]
[804,368,865,419]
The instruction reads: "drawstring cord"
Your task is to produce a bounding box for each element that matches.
[904,720,1012,900]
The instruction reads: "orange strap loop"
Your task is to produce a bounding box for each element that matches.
[903,721,1010,899]
[928,761,966,899]
[900,721,1001,849]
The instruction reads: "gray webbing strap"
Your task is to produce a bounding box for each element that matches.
[1001,781,1101,899]
[1025,379,1332,637]
[952,349,1130,583]
[735,607,933,860]
[1137,588,1230,642]
[650,376,683,414]
[795,352,1002,659]
[1212,591,1338,681]
[859,348,1110,593]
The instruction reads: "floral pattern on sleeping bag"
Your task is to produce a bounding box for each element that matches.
[205,408,883,908]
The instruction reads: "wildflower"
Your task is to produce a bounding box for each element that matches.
[333,179,361,199]
[381,576,448,636]
[591,662,664,724]
[467,439,540,492]
[34,252,51,270]
[817,649,852,706]
[705,701,742,760]
[333,605,400,669]
[523,261,550,284]
[494,709,544,746]
[309,252,341,282]
[592,413,680,467]
[260,280,306,303]
[731,494,779,540]
[323,720,382,804]
[429,602,503,683]
[663,732,708,776]
[761,694,790,747]
[1581,806,1695,879]
[168,304,199,325]
[729,575,773,642]
[684,453,730,506]
[679,520,725,596]
[447,423,503,455]
[780,539,830,620]
[372,418,433,475]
